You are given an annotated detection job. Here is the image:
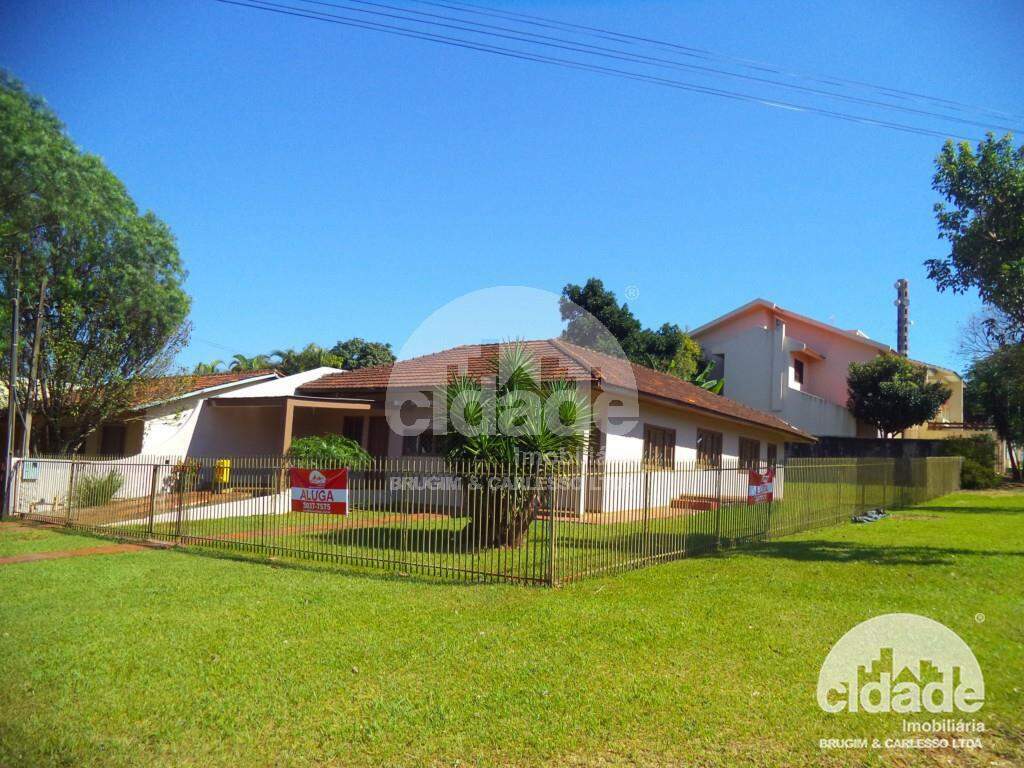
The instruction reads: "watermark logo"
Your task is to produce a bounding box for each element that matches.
[817,613,984,715]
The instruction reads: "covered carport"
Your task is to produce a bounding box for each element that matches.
[202,394,388,455]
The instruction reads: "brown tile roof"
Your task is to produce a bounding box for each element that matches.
[131,369,279,408]
[298,340,813,441]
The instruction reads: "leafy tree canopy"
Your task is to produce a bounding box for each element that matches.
[1,71,190,453]
[846,354,952,439]
[329,337,395,370]
[927,133,1024,336]
[560,278,713,387]
[964,343,1024,479]
[200,338,396,376]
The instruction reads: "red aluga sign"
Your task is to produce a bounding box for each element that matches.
[747,468,775,505]
[289,468,348,515]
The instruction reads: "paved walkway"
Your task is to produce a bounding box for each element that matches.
[0,542,145,566]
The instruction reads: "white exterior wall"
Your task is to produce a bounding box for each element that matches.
[595,399,785,513]
[132,369,345,458]
[697,319,858,437]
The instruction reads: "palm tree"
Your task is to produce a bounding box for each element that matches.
[192,360,224,375]
[442,342,589,549]
[271,344,344,375]
[230,353,272,371]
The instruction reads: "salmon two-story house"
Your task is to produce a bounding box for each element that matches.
[691,299,967,440]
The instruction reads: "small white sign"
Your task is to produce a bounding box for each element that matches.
[21,460,40,482]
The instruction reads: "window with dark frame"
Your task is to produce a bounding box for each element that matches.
[739,437,761,470]
[767,443,778,469]
[793,358,805,385]
[402,429,444,456]
[99,423,126,456]
[643,424,676,468]
[696,428,722,468]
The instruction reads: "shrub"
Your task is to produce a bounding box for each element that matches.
[73,470,123,508]
[940,434,1002,488]
[940,434,998,470]
[287,435,372,468]
[959,458,1002,490]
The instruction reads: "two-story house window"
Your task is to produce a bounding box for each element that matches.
[792,358,805,387]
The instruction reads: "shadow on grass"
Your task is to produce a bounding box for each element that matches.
[738,538,1024,566]
[909,505,1024,515]
[176,540,499,588]
[317,526,466,554]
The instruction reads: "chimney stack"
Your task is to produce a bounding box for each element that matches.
[895,279,909,356]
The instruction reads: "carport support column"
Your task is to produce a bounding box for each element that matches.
[280,398,295,455]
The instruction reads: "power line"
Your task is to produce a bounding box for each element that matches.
[407,0,1024,123]
[292,0,1021,132]
[216,0,981,140]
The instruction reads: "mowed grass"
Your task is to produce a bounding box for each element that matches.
[0,491,1022,767]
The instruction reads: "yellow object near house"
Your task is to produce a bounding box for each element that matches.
[214,459,231,489]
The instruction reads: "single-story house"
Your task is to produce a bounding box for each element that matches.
[83,366,368,458]
[294,339,814,512]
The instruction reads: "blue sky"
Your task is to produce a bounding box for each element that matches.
[2,0,1022,372]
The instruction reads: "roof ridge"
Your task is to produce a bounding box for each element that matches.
[546,338,603,382]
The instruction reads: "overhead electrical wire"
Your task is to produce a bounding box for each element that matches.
[407,0,1024,123]
[293,0,1021,132]
[215,0,998,140]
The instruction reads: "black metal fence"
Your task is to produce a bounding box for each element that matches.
[10,455,962,585]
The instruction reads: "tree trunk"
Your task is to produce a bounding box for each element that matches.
[459,473,541,550]
[20,275,47,457]
[1009,443,1022,482]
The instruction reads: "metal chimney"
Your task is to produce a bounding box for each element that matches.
[895,279,909,356]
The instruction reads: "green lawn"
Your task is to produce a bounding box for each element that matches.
[1,490,1022,767]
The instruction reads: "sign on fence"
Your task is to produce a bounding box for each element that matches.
[289,468,348,515]
[747,468,775,505]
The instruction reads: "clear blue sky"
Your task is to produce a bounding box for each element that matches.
[2,0,1022,373]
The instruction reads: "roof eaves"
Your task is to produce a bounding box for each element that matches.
[134,373,280,411]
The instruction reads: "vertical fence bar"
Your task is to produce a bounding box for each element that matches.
[64,460,78,526]
[14,454,965,585]
[147,463,159,538]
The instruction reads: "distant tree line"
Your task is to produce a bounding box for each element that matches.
[193,337,395,375]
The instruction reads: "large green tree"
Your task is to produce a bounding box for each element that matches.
[559,278,712,386]
[927,133,1024,337]
[965,344,1024,480]
[1,71,190,453]
[328,337,395,370]
[847,354,952,439]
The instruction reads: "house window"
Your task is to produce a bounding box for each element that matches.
[342,416,364,444]
[739,437,761,470]
[793,358,805,386]
[696,428,722,468]
[767,444,778,469]
[100,424,126,456]
[403,429,444,456]
[643,424,676,468]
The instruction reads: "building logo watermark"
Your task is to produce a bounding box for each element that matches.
[817,613,984,715]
